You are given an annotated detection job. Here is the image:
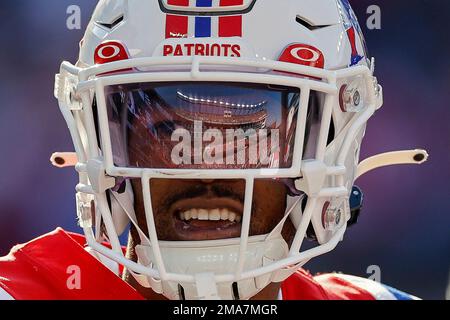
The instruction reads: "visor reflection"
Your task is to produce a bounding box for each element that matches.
[105,82,300,169]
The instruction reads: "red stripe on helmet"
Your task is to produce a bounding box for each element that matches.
[167,0,189,6]
[166,14,189,38]
[219,16,242,37]
[219,0,244,6]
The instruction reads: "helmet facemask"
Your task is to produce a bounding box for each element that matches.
[55,54,381,299]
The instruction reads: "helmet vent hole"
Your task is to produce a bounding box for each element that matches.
[295,16,331,31]
[96,15,124,30]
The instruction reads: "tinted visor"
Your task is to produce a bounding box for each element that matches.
[105,82,302,169]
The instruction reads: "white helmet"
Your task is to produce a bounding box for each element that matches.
[53,0,427,300]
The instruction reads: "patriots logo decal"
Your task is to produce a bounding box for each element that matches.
[165,0,243,39]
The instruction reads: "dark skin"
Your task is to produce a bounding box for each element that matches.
[122,178,295,300]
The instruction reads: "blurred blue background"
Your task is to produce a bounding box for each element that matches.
[0,1,448,299]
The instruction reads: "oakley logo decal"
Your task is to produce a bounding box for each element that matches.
[94,41,130,65]
[278,44,325,69]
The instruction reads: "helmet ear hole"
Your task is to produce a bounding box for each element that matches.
[109,180,136,236]
[327,118,335,147]
[116,180,127,194]
[306,222,318,242]
[299,196,319,242]
[92,97,102,149]
[289,195,319,241]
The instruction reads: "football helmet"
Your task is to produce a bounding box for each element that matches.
[53,0,427,300]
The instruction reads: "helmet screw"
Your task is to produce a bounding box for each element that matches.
[335,209,342,225]
[353,90,361,106]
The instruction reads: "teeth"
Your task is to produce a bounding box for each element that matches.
[179,208,242,223]
[191,209,198,219]
[210,209,221,221]
[220,209,229,220]
[198,209,209,221]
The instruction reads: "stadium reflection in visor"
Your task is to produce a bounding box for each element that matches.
[105,82,301,170]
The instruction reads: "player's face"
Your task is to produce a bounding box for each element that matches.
[131,178,291,241]
[122,83,297,241]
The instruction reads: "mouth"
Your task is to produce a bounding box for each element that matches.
[169,197,244,241]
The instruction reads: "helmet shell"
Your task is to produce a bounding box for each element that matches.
[79,0,368,70]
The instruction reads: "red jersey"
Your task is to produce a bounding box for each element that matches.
[0,229,417,300]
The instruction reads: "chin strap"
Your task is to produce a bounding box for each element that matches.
[356,149,428,180]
